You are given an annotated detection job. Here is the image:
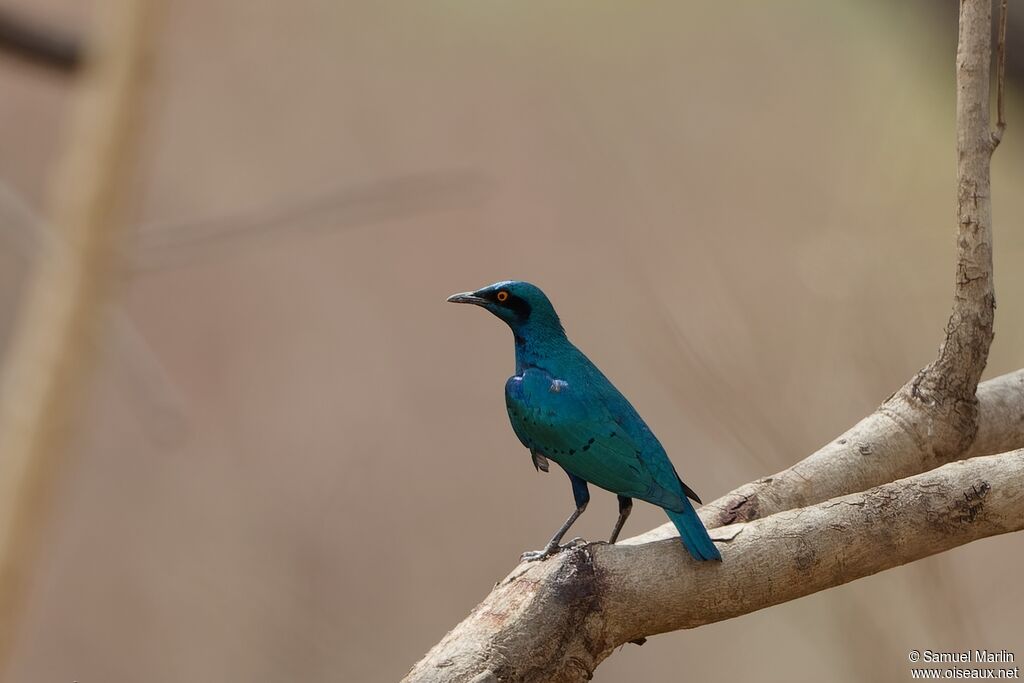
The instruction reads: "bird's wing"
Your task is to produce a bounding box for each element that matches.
[597,377,705,506]
[505,369,687,511]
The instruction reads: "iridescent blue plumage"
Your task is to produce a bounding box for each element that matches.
[448,280,721,562]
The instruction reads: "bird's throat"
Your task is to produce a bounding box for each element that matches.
[512,325,570,375]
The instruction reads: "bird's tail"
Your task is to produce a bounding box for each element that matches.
[666,499,721,561]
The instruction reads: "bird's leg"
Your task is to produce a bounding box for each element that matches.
[521,503,587,561]
[608,495,633,544]
[521,473,590,562]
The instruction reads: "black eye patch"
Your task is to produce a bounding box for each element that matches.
[502,294,532,322]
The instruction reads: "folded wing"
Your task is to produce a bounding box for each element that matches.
[505,368,688,512]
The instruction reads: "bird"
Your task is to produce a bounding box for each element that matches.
[447,280,721,562]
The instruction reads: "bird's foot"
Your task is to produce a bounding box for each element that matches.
[520,548,554,562]
[520,537,588,562]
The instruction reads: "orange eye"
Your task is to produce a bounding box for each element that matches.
[496,291,509,302]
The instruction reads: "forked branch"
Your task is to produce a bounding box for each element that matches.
[404,453,1024,683]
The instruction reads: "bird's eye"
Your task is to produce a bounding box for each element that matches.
[496,291,509,302]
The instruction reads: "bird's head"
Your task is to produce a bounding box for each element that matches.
[447,280,564,335]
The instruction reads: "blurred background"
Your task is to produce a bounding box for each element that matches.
[1,1,1023,681]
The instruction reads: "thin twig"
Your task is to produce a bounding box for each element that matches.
[992,0,1008,147]
[0,8,82,73]
[128,170,491,271]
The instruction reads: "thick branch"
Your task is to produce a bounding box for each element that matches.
[971,368,1024,456]
[630,368,1024,544]
[630,0,1017,550]
[630,0,1014,543]
[404,452,1024,683]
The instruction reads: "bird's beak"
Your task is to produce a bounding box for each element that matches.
[446,291,489,306]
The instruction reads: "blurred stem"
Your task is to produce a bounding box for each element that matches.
[0,8,82,73]
[0,0,154,675]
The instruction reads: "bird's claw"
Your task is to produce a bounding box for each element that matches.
[520,537,589,562]
[520,548,554,562]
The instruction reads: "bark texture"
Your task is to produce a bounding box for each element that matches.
[404,453,1024,683]
[631,368,1024,544]
[909,0,996,445]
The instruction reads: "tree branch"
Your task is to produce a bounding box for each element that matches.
[406,366,1024,681]
[404,452,1024,683]
[0,8,82,73]
[629,0,1014,544]
[630,367,1024,544]
[907,0,998,448]
[992,0,1008,147]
